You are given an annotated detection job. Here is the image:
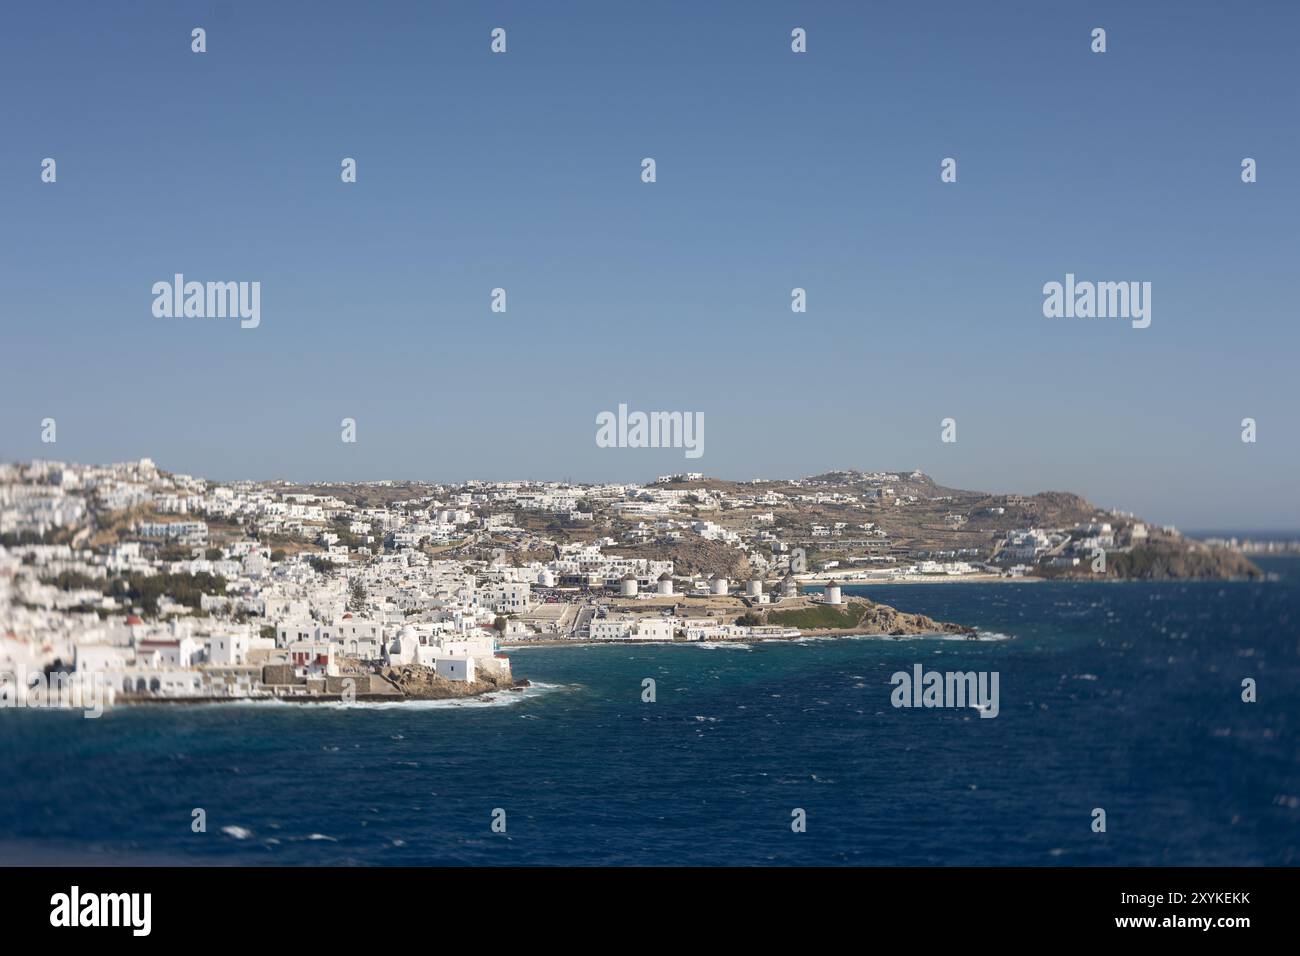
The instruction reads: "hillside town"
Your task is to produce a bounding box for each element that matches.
[0,458,1263,710]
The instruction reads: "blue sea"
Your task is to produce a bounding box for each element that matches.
[2,557,1298,866]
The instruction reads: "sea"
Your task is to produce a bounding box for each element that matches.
[1,557,1297,866]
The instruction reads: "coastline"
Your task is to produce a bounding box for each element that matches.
[802,574,1039,586]
[806,572,1265,587]
[501,630,990,649]
[104,675,532,708]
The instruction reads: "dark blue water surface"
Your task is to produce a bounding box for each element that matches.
[2,558,1298,866]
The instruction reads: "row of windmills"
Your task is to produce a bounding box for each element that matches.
[743,574,842,606]
[741,574,843,605]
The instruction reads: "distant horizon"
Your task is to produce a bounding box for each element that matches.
[1183,529,1300,540]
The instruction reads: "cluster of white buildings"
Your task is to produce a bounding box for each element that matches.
[586,611,798,643]
[551,545,673,588]
[0,461,545,707]
[998,520,1152,571]
[2,458,1179,712]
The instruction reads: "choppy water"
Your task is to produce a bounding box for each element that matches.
[2,558,1297,865]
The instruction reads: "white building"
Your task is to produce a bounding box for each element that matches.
[134,636,204,669]
[589,615,675,641]
[208,628,250,666]
[474,581,531,613]
[288,641,338,678]
[435,658,475,682]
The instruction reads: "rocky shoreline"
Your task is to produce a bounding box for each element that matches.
[1037,542,1263,581]
[378,665,529,701]
[503,597,977,646]
[756,598,976,639]
[111,664,531,706]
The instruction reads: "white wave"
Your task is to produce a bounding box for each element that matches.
[221,826,252,840]
[312,681,565,710]
[695,642,752,650]
[815,629,1015,643]
[925,631,1013,642]
[214,681,564,711]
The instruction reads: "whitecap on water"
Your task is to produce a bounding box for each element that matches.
[813,631,1014,643]
[961,631,1013,642]
[256,681,565,712]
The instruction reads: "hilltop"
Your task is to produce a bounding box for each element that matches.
[1,460,1263,586]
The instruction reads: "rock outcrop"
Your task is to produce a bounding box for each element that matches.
[854,601,974,637]
[1038,542,1262,581]
[760,598,976,638]
[379,664,520,700]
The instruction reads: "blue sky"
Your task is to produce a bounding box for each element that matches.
[1,1,1296,529]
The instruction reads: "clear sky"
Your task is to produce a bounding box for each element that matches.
[1,1,1296,529]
